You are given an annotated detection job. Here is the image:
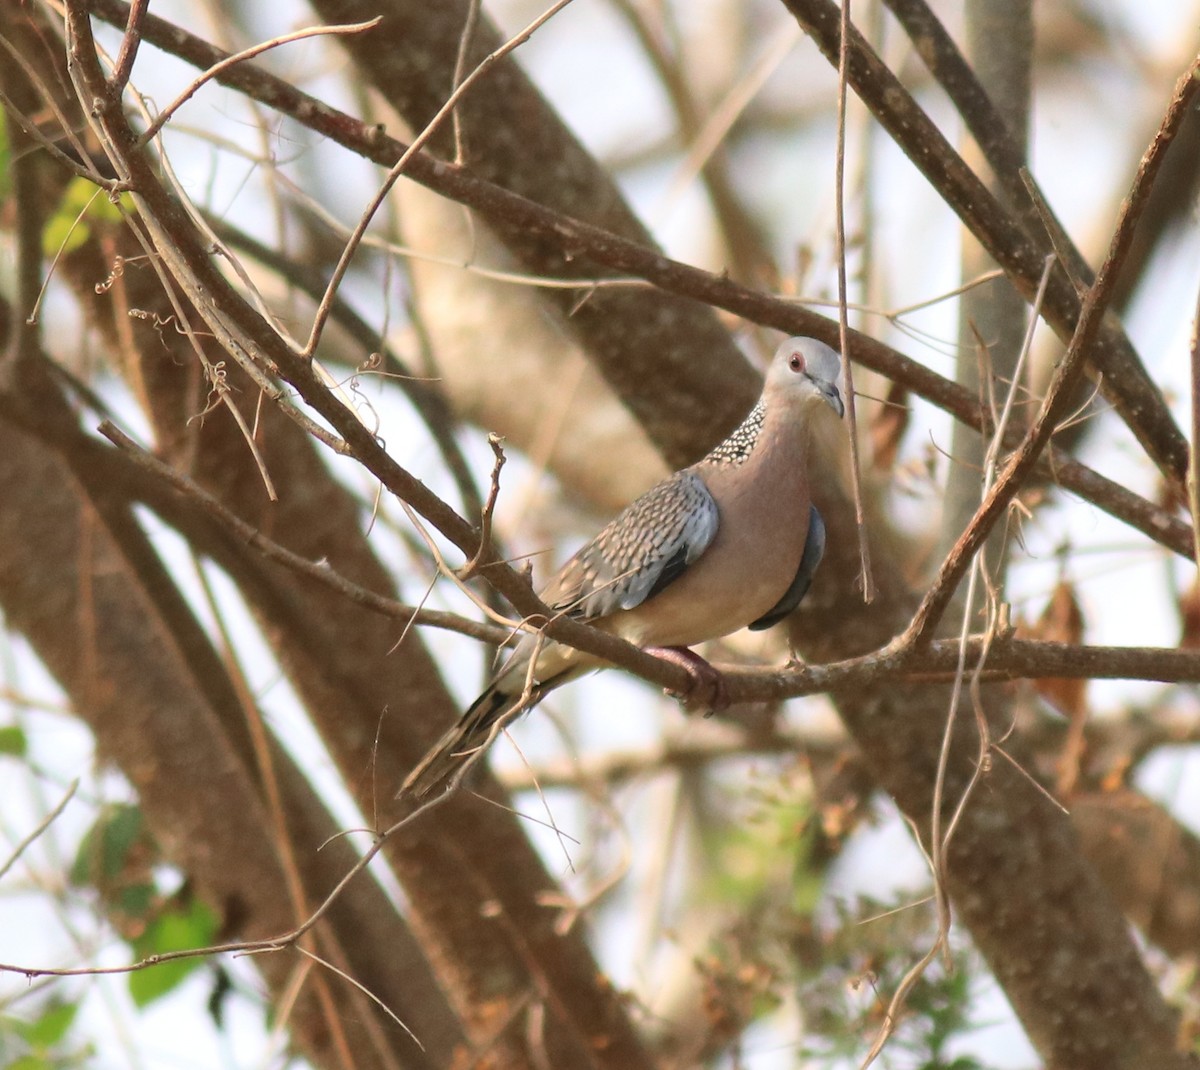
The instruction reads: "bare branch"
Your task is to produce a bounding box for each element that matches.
[138,16,382,147]
[780,0,1190,491]
[0,780,78,883]
[107,0,147,93]
[93,418,510,641]
[899,51,1200,647]
[78,0,1195,563]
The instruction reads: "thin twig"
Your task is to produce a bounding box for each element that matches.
[860,822,945,1068]
[137,18,382,147]
[296,946,423,1051]
[0,780,78,883]
[107,0,147,93]
[96,420,509,645]
[0,796,443,981]
[918,259,1053,1045]
[29,185,113,328]
[457,433,506,581]
[1018,169,1089,297]
[301,0,578,358]
[451,0,482,165]
[834,0,875,602]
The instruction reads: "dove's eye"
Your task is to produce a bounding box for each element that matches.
[788,352,805,373]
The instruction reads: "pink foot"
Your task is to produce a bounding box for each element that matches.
[645,646,728,715]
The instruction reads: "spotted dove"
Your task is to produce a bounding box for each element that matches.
[400,337,844,799]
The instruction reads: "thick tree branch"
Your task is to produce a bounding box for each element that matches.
[55,10,662,1066]
[76,0,1196,564]
[0,411,456,1070]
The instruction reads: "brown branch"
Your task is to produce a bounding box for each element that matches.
[721,638,1200,700]
[204,213,486,523]
[106,0,146,94]
[96,420,510,645]
[58,425,1200,704]
[61,2,1200,709]
[899,50,1200,647]
[76,0,1195,565]
[84,425,1200,718]
[780,0,1190,492]
[19,391,1200,703]
[881,0,1089,287]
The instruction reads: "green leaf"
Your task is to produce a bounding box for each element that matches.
[70,804,144,886]
[128,899,218,1008]
[19,1001,78,1048]
[42,176,127,257]
[115,882,156,919]
[7,1055,53,1070]
[0,725,27,757]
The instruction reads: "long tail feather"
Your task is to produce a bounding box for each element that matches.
[398,660,587,800]
[398,686,520,800]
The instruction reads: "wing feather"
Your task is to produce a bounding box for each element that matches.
[541,472,719,621]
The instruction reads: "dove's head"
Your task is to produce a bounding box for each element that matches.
[764,336,845,419]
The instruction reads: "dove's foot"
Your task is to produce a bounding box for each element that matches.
[645,645,729,715]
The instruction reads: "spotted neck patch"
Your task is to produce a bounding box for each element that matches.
[704,401,764,467]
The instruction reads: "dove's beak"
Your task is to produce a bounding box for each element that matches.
[811,377,844,419]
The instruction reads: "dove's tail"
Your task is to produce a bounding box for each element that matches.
[397,685,516,800]
[398,637,591,800]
